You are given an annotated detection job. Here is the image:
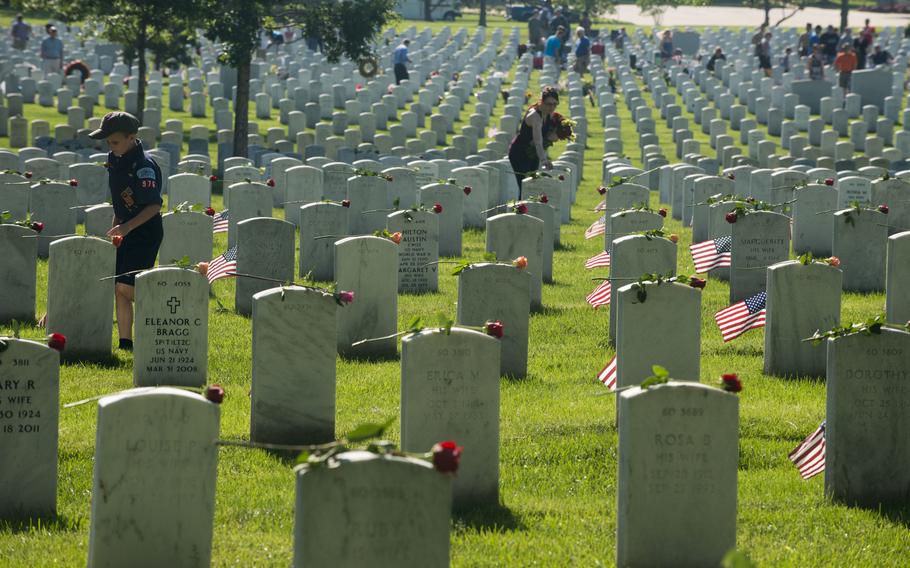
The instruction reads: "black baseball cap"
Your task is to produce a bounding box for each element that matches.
[89,112,140,139]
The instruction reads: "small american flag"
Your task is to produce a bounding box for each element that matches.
[206,246,238,284]
[788,421,826,480]
[586,280,611,308]
[714,291,766,342]
[585,216,606,239]
[212,209,229,233]
[585,251,611,269]
[689,236,732,273]
[598,355,617,390]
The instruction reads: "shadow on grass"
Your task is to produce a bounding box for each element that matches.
[339,352,401,363]
[554,241,577,252]
[452,502,529,533]
[0,512,85,534]
[761,370,826,384]
[62,353,126,369]
[708,344,764,357]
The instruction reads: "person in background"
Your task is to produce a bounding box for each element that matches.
[870,44,893,66]
[905,23,910,39]
[508,86,560,195]
[706,46,725,73]
[89,112,163,352]
[574,27,590,75]
[580,12,592,36]
[839,27,853,49]
[798,23,812,57]
[779,46,792,73]
[856,19,874,69]
[659,29,673,67]
[392,39,411,85]
[810,24,822,52]
[615,27,627,51]
[820,25,839,64]
[544,26,565,74]
[807,44,825,80]
[757,31,773,78]
[834,43,857,93]
[10,14,30,51]
[528,10,544,52]
[40,25,63,74]
[549,8,568,36]
[751,24,767,52]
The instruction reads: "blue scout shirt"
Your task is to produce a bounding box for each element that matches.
[107,140,163,223]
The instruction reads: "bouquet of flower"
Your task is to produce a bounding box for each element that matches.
[550,112,576,142]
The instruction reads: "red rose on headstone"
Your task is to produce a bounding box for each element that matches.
[826,256,841,268]
[24,171,32,179]
[539,194,549,204]
[878,204,889,214]
[512,256,528,269]
[824,178,834,186]
[558,174,565,181]
[720,373,742,393]
[668,233,679,243]
[516,204,528,214]
[597,186,607,195]
[69,178,78,187]
[725,211,738,224]
[484,320,504,338]
[658,208,667,218]
[433,202,443,213]
[432,440,462,473]
[463,186,472,196]
[209,175,218,182]
[205,384,225,404]
[337,290,355,304]
[205,207,215,216]
[266,178,276,187]
[47,333,66,352]
[391,232,402,244]
[341,199,351,208]
[689,277,706,289]
[30,221,44,233]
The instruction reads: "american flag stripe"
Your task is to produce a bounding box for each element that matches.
[212,210,229,233]
[689,236,732,273]
[585,251,611,269]
[598,355,617,390]
[788,422,826,479]
[207,246,238,284]
[585,216,606,239]
[595,199,606,211]
[586,281,611,307]
[714,291,766,342]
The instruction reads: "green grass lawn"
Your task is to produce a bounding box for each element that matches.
[2,16,909,567]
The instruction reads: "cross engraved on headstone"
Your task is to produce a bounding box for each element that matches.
[167,297,181,314]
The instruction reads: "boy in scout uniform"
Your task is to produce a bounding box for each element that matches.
[89,112,163,351]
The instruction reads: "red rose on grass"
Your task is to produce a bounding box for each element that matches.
[47,333,66,352]
[668,233,679,243]
[516,204,528,214]
[337,290,354,304]
[205,207,215,216]
[341,199,351,208]
[540,194,549,204]
[111,235,123,248]
[390,231,402,244]
[266,178,275,187]
[824,178,834,186]
[433,202,443,214]
[878,204,889,214]
[827,256,841,268]
[597,186,607,195]
[463,186,472,196]
[209,175,218,182]
[725,211,738,224]
[205,384,225,404]
[69,178,78,187]
[432,440,462,473]
[24,171,32,179]
[485,320,504,338]
[513,256,528,269]
[720,373,742,393]
[689,277,706,289]
[30,221,44,233]
[658,207,667,218]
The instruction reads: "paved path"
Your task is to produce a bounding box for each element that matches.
[609,5,910,28]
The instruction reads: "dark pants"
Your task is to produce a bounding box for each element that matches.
[394,63,409,85]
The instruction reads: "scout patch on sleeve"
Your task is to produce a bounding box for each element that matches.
[136,167,156,180]
[120,188,135,208]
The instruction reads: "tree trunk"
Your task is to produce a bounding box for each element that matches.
[232,51,251,159]
[479,0,487,26]
[763,0,771,26]
[136,23,147,125]
[424,0,433,21]
[840,0,848,32]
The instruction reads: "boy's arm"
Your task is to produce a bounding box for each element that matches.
[107,204,160,237]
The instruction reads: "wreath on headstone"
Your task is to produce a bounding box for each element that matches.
[358,57,379,78]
